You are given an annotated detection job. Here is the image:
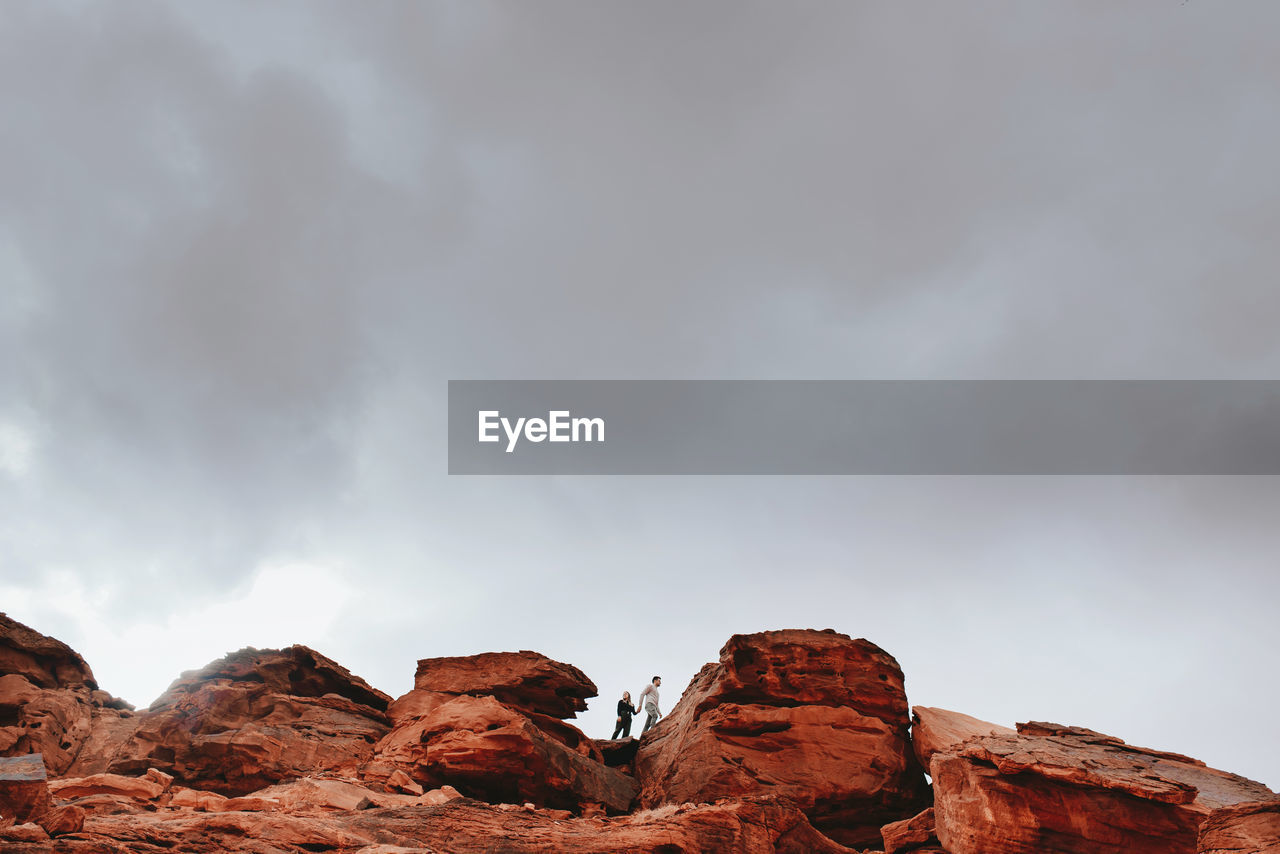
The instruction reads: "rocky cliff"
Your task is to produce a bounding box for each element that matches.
[1,613,1276,853]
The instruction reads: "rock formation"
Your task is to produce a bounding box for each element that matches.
[635,628,929,848]
[104,645,392,795]
[366,651,637,813]
[0,613,135,777]
[931,721,1276,854]
[3,614,1277,854]
[0,793,854,853]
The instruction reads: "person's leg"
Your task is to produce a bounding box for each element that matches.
[643,711,657,733]
[611,720,623,739]
[621,717,632,738]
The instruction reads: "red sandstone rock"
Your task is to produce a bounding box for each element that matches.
[372,693,637,813]
[881,806,938,853]
[49,772,165,801]
[911,705,1016,766]
[0,753,51,824]
[32,795,852,853]
[66,704,143,777]
[168,786,228,811]
[72,807,372,852]
[145,767,175,791]
[411,650,597,718]
[636,629,927,848]
[218,795,281,812]
[384,768,422,795]
[11,614,1279,854]
[1198,799,1280,854]
[0,821,49,844]
[105,645,391,795]
[418,784,463,805]
[932,722,1277,854]
[249,777,417,812]
[57,792,148,817]
[337,798,859,853]
[0,615,135,776]
[36,803,86,836]
[0,614,95,689]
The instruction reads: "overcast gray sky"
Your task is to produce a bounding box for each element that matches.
[1,1,1277,788]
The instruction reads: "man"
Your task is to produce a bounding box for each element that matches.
[638,675,662,734]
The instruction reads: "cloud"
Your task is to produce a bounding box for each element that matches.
[0,0,1278,789]
[1,559,353,706]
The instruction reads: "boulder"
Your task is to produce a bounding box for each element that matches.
[371,693,637,813]
[385,768,423,795]
[911,705,1016,766]
[0,615,135,776]
[1198,799,1280,854]
[932,722,1277,854]
[410,650,597,718]
[37,803,86,836]
[636,629,928,848]
[145,767,175,790]
[106,645,391,794]
[882,807,938,853]
[418,784,463,805]
[0,753,50,824]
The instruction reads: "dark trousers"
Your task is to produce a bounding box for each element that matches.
[611,716,633,739]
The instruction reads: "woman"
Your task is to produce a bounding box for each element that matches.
[611,690,638,739]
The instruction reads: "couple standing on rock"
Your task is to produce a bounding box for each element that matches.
[611,675,662,739]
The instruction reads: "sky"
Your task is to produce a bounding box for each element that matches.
[1,1,1277,788]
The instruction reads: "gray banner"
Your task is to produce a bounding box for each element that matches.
[447,381,1280,474]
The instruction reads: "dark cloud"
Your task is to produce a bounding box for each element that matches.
[1,0,1277,788]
